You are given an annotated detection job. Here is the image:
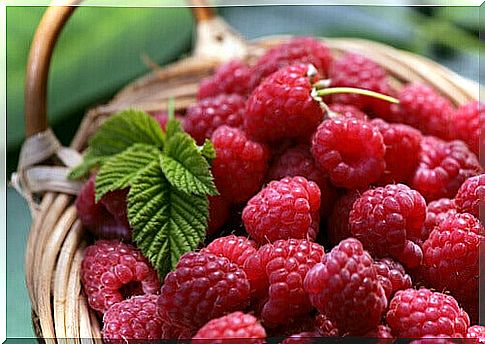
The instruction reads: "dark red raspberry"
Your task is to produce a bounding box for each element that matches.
[349,184,426,268]
[412,136,481,201]
[245,63,323,142]
[270,314,317,338]
[390,83,454,139]
[422,212,484,322]
[244,239,325,327]
[242,176,321,244]
[455,174,485,218]
[328,52,392,117]
[304,238,387,335]
[371,118,422,184]
[386,288,470,338]
[328,103,369,121]
[250,37,332,88]
[197,60,252,99]
[203,235,257,268]
[327,190,361,246]
[184,94,246,145]
[81,240,160,314]
[374,257,412,301]
[211,126,269,203]
[192,311,266,343]
[364,325,393,339]
[423,198,457,242]
[448,101,484,156]
[102,295,162,341]
[467,325,485,344]
[157,251,251,333]
[311,117,386,189]
[151,110,183,131]
[75,175,131,240]
[207,195,231,236]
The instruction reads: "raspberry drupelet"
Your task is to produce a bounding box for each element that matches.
[454,174,484,219]
[197,60,252,99]
[202,235,257,269]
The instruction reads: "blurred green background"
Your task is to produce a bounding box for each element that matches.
[6,5,482,338]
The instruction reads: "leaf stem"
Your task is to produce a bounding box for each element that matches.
[316,87,400,104]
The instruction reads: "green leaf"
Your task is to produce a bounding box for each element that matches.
[160,132,218,196]
[95,143,160,201]
[89,109,165,157]
[128,160,208,277]
[198,139,216,162]
[164,117,184,139]
[68,149,106,180]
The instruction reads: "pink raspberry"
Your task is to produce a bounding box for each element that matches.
[157,251,251,333]
[81,240,160,314]
[311,117,386,189]
[244,239,325,327]
[304,238,387,335]
[467,325,485,344]
[242,176,321,244]
[250,36,332,88]
[455,174,485,218]
[448,100,484,156]
[75,175,131,240]
[102,295,162,342]
[386,288,470,338]
[197,60,252,99]
[184,94,246,145]
[412,136,481,201]
[423,198,457,242]
[193,312,266,343]
[328,103,369,121]
[327,190,361,246]
[245,63,324,142]
[207,195,231,236]
[202,235,257,268]
[371,118,423,184]
[211,126,269,203]
[374,257,412,301]
[349,184,426,268]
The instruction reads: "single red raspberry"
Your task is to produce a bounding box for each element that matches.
[197,60,252,99]
[211,126,269,203]
[390,83,454,139]
[245,63,323,142]
[202,235,257,268]
[81,240,160,314]
[467,325,485,344]
[304,238,387,335]
[371,118,422,184]
[242,176,321,244]
[386,288,470,338]
[327,190,361,246]
[448,101,484,156]
[102,295,162,342]
[250,37,332,88]
[151,110,184,131]
[184,94,246,145]
[364,325,393,339]
[157,251,251,332]
[455,174,485,219]
[207,195,231,236]
[75,175,131,240]
[423,198,457,242]
[412,136,481,201]
[244,239,325,327]
[192,311,266,343]
[374,257,412,301]
[311,117,386,189]
[349,184,426,268]
[422,212,484,323]
[328,103,369,121]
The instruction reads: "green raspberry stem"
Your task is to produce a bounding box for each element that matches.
[316,87,400,104]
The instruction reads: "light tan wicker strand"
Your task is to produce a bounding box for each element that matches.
[65,242,85,342]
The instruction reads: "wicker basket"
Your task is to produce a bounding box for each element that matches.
[15,1,482,341]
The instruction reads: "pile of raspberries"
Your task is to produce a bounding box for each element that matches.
[76,37,484,342]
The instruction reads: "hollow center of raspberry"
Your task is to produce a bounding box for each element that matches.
[119,281,144,299]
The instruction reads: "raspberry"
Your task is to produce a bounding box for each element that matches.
[374,257,412,301]
[250,37,332,88]
[422,212,484,322]
[311,117,386,189]
[81,240,160,314]
[197,60,252,99]
[449,101,484,156]
[327,190,361,246]
[386,288,470,338]
[151,110,183,131]
[423,198,457,242]
[102,295,162,341]
[245,63,324,142]
[364,325,393,339]
[242,176,321,244]
[304,238,387,335]
[203,235,257,268]
[349,184,426,268]
[328,103,369,121]
[412,136,481,201]
[75,175,131,240]
[207,195,231,236]
[467,326,485,344]
[328,52,392,117]
[391,83,454,139]
[193,312,266,343]
[371,118,422,184]
[455,174,485,219]
[184,94,246,145]
[211,126,269,203]
[244,239,325,327]
[157,251,251,333]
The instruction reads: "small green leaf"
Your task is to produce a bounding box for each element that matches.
[95,143,161,201]
[128,160,208,277]
[198,139,216,162]
[160,132,218,196]
[164,117,183,139]
[68,150,106,180]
